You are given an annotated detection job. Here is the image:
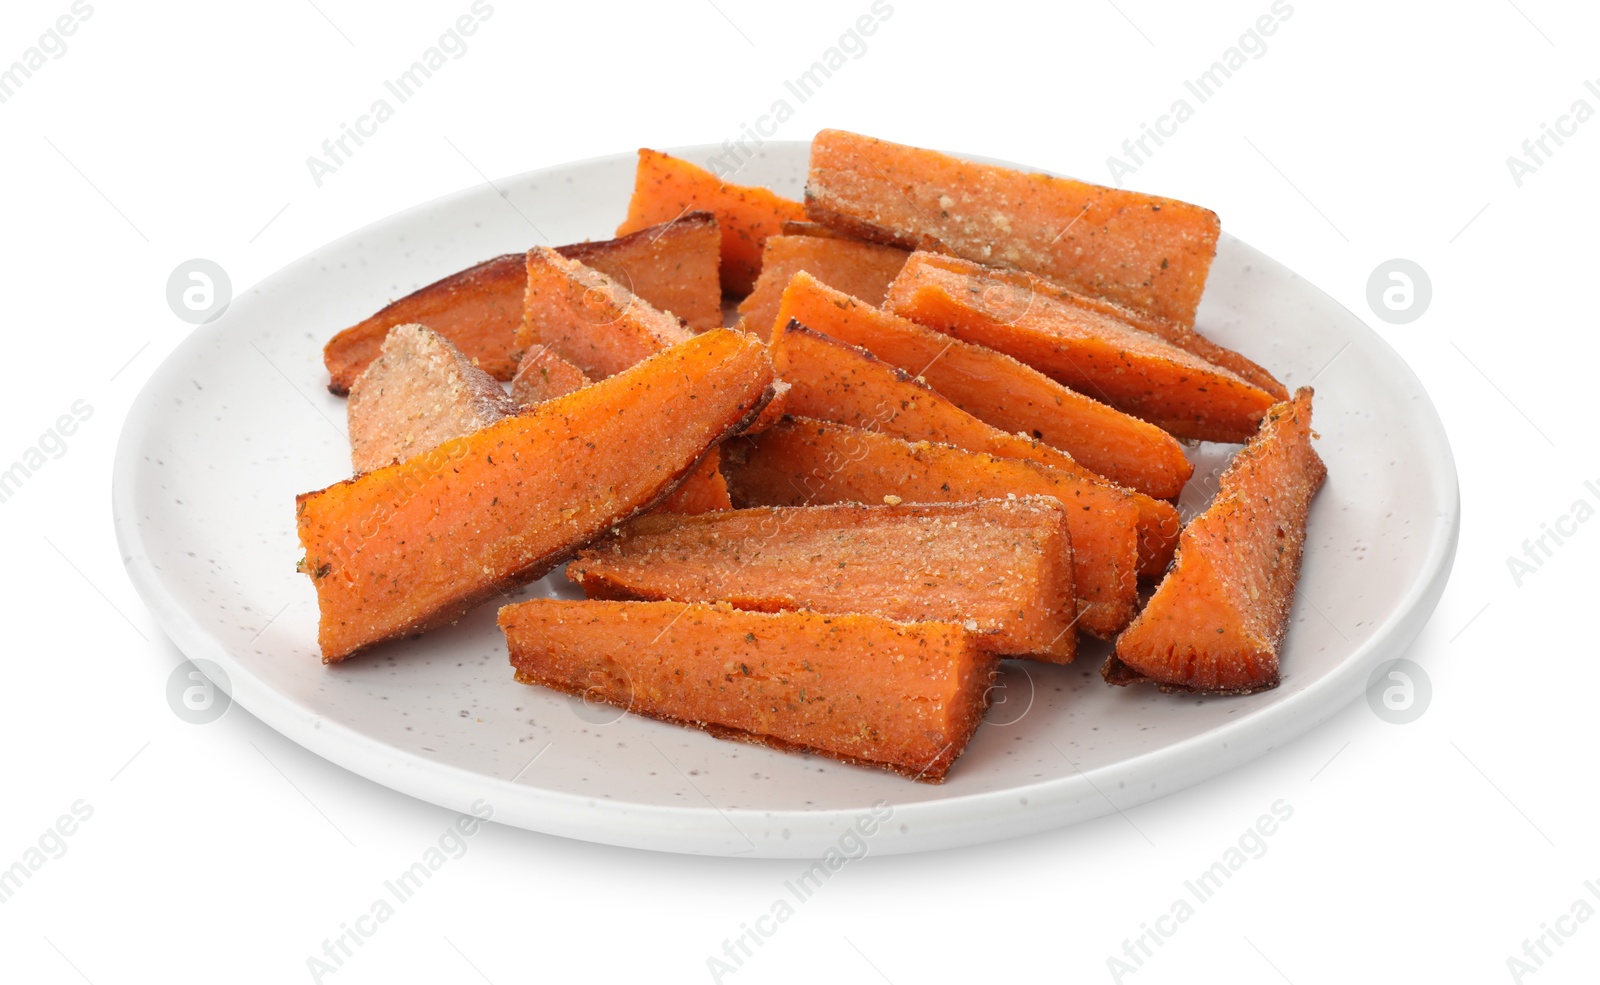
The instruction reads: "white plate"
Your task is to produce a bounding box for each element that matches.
[113,142,1459,857]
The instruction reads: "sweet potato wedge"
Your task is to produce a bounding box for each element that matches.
[515,246,693,380]
[735,234,909,340]
[347,324,518,474]
[568,498,1077,662]
[885,252,1277,443]
[499,599,995,781]
[559,210,722,334]
[910,255,1286,399]
[616,148,807,296]
[296,329,774,662]
[1108,389,1326,693]
[723,418,1139,637]
[805,129,1220,327]
[768,319,1178,575]
[510,344,591,410]
[773,272,1193,499]
[322,214,723,394]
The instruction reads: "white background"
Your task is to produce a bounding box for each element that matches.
[1,0,1596,982]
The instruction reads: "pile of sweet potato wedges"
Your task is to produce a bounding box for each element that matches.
[296,130,1326,782]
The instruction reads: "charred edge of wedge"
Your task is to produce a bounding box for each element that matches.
[324,253,524,396]
[1099,653,1282,696]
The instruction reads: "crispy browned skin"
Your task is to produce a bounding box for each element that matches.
[885,252,1277,442]
[773,271,1194,499]
[657,448,732,515]
[510,344,592,410]
[768,319,1178,575]
[1109,389,1326,694]
[322,215,723,394]
[918,257,1286,399]
[723,417,1139,637]
[738,379,791,436]
[499,599,996,781]
[559,211,723,334]
[735,234,909,340]
[805,129,1221,326]
[347,324,519,474]
[569,498,1077,662]
[296,329,774,662]
[516,246,693,380]
[616,148,807,295]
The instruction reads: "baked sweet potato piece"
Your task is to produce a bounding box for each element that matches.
[805,129,1220,327]
[296,329,774,662]
[616,148,807,296]
[768,319,1178,575]
[723,418,1139,637]
[1108,389,1326,694]
[510,344,591,410]
[913,256,1286,399]
[735,234,909,340]
[515,246,693,380]
[773,272,1193,499]
[499,599,995,781]
[885,252,1277,442]
[347,324,518,474]
[559,210,722,334]
[322,214,723,394]
[569,498,1077,662]
[511,346,725,513]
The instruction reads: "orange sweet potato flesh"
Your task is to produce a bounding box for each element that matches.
[321,214,723,394]
[347,324,519,475]
[916,256,1286,399]
[616,148,807,296]
[768,319,1178,576]
[774,271,1193,499]
[657,448,731,515]
[1108,389,1326,694]
[885,252,1277,443]
[515,246,692,380]
[499,599,995,781]
[805,129,1220,327]
[296,329,774,662]
[569,498,1077,663]
[735,234,909,340]
[510,344,592,410]
[723,417,1139,637]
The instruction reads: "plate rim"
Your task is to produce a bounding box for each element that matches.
[112,142,1461,857]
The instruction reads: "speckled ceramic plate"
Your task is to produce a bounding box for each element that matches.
[113,142,1459,857]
